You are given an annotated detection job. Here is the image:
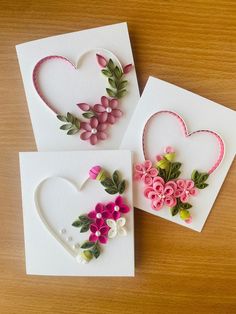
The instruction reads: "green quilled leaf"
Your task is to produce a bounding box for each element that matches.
[180,203,192,210]
[107,58,115,71]
[106,88,116,98]
[67,128,79,135]
[91,245,100,259]
[118,80,128,90]
[195,183,209,189]
[199,173,209,183]
[67,112,74,123]
[82,112,96,119]
[102,69,112,77]
[80,241,95,249]
[101,178,114,188]
[108,78,117,89]
[57,115,67,122]
[116,89,127,98]
[105,187,118,195]
[169,170,181,180]
[79,215,89,222]
[72,220,83,227]
[118,180,126,194]
[60,123,72,130]
[114,66,123,79]
[170,206,179,216]
[112,170,120,187]
[80,224,90,233]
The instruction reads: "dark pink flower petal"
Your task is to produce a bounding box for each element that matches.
[102,210,110,219]
[90,134,98,145]
[80,131,91,140]
[112,109,123,118]
[123,64,132,74]
[95,203,104,213]
[100,225,109,235]
[90,117,99,128]
[96,218,104,228]
[94,104,105,113]
[98,112,108,123]
[109,99,118,109]
[88,211,96,219]
[90,224,98,233]
[113,211,121,221]
[89,233,98,242]
[101,96,109,107]
[106,203,115,213]
[98,235,108,244]
[120,204,130,214]
[97,132,108,140]
[107,114,116,124]
[96,54,107,67]
[97,123,108,131]
[81,122,92,131]
[77,103,90,111]
[115,196,123,206]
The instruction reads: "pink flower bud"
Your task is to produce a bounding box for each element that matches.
[89,165,106,181]
[156,154,163,162]
[185,216,192,224]
[96,54,107,67]
[165,146,175,154]
[123,64,132,74]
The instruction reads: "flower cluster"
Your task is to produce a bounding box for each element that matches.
[72,196,130,263]
[134,147,209,223]
[57,54,132,145]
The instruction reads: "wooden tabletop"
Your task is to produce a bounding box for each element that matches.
[0,1,235,313]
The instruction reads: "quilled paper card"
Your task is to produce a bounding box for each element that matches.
[19,150,134,276]
[121,76,236,232]
[16,23,139,151]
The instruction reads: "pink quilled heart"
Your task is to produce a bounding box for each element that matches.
[142,110,224,174]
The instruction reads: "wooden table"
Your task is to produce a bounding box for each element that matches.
[0,1,235,313]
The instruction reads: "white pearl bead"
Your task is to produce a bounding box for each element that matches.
[96,213,102,219]
[95,231,101,237]
[67,236,73,242]
[73,243,80,249]
[106,107,112,113]
[60,228,66,234]
[91,128,97,134]
[114,205,120,211]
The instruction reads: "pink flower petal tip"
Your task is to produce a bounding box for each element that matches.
[96,54,107,67]
[123,64,132,74]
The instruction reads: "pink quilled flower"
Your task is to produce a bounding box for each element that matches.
[80,117,108,145]
[144,176,177,210]
[106,196,130,220]
[89,221,109,244]
[134,160,158,185]
[88,203,110,226]
[174,179,198,203]
[94,96,122,124]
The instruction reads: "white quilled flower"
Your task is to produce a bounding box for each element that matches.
[106,217,127,239]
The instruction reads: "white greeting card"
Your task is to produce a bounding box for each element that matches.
[121,76,236,232]
[16,23,139,151]
[19,150,134,276]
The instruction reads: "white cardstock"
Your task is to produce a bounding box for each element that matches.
[16,23,139,151]
[121,76,236,232]
[19,150,134,276]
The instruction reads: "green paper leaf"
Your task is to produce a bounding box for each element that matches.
[67,128,79,135]
[60,123,72,130]
[114,66,123,79]
[169,170,181,180]
[181,203,192,210]
[82,112,96,119]
[191,170,200,182]
[80,241,95,249]
[105,187,118,195]
[171,162,182,172]
[72,220,83,227]
[116,89,127,98]
[170,206,179,216]
[107,58,115,71]
[57,115,67,122]
[112,170,119,186]
[101,178,114,188]
[118,80,128,90]
[199,173,209,183]
[158,168,167,181]
[196,183,209,189]
[108,78,116,89]
[67,112,74,123]
[101,69,112,77]
[79,215,89,222]
[91,244,100,259]
[106,88,116,97]
[118,180,126,194]
[80,224,90,233]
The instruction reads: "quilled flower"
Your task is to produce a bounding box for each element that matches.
[106,217,127,238]
[134,160,158,185]
[106,196,130,220]
[80,117,108,145]
[89,165,106,181]
[174,179,198,203]
[88,203,110,225]
[89,221,109,244]
[94,96,122,124]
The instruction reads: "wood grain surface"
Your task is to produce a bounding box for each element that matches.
[0,0,235,313]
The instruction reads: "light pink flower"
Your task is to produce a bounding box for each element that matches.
[174,179,198,203]
[94,96,122,124]
[144,176,177,210]
[134,160,158,185]
[106,196,130,221]
[80,117,108,145]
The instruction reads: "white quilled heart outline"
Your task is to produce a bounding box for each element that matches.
[34,176,85,260]
[32,48,123,115]
[142,110,225,174]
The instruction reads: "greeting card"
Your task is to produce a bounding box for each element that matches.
[121,77,236,231]
[16,23,139,151]
[19,150,134,276]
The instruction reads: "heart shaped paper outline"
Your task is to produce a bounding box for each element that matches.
[34,176,84,259]
[142,110,225,174]
[32,48,123,115]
